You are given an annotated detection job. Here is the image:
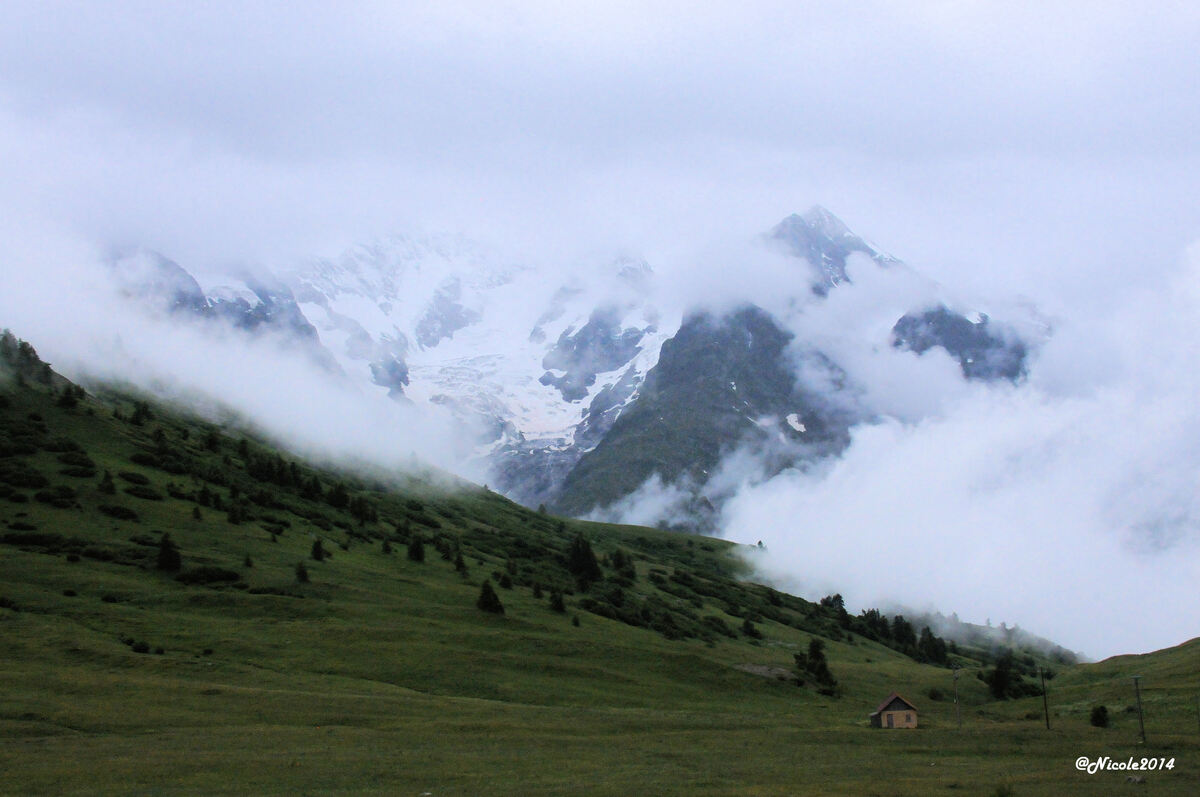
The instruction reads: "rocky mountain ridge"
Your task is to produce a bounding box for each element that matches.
[105,208,1034,522]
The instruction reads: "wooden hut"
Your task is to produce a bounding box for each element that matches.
[869,692,918,728]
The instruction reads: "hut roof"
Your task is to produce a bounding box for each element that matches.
[870,691,918,716]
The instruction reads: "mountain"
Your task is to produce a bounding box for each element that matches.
[553,305,853,520]
[110,249,321,342]
[5,332,1198,796]
[107,248,336,373]
[103,208,1035,521]
[892,305,1028,382]
[767,205,900,294]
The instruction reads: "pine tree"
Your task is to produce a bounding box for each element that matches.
[407,537,425,563]
[155,533,182,572]
[549,591,566,613]
[98,470,116,495]
[311,538,326,561]
[130,401,153,426]
[295,561,309,583]
[986,650,1017,699]
[804,637,837,689]
[476,580,505,615]
[56,385,79,409]
[325,481,350,510]
[741,618,763,639]
[566,533,602,589]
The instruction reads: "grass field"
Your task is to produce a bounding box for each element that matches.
[1,349,1197,795]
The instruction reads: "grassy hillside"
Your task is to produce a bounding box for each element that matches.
[1,334,1197,795]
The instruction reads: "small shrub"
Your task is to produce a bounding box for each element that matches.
[57,451,94,468]
[0,463,49,489]
[295,561,309,583]
[1090,705,1109,728]
[35,485,77,508]
[175,566,240,585]
[124,485,163,501]
[98,504,139,521]
[928,687,945,702]
[62,589,77,597]
[549,591,566,613]
[130,452,164,469]
[118,471,151,486]
[42,436,80,452]
[701,615,736,638]
[131,641,150,654]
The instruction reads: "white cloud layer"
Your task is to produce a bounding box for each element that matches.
[723,248,1200,659]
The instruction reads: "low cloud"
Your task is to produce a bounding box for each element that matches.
[0,223,477,482]
[721,247,1200,659]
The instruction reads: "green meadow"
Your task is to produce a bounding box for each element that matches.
[0,343,1196,795]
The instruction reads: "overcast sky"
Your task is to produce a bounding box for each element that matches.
[3,1,1199,297]
[3,2,1200,658]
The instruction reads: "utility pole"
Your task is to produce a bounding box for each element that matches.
[953,665,962,729]
[1040,667,1050,730]
[1132,676,1146,744]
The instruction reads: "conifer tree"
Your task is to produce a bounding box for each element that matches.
[566,532,602,589]
[155,533,182,572]
[476,580,505,615]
